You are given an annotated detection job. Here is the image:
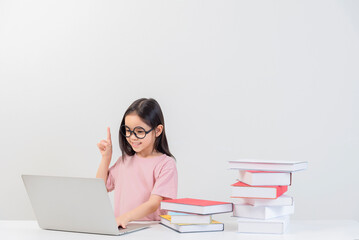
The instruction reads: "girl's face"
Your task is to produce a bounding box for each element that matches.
[124,113,163,158]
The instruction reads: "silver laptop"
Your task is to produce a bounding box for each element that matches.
[22,175,150,235]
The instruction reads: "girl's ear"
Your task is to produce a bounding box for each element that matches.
[155,125,163,137]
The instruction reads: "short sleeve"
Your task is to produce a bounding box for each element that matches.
[151,158,178,199]
[105,158,121,192]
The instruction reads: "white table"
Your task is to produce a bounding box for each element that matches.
[1,219,358,240]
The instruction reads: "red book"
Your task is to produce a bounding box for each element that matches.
[161,198,233,215]
[231,181,288,199]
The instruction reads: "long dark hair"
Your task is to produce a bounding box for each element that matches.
[119,98,174,159]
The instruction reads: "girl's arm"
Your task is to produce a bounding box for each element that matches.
[96,156,111,183]
[116,195,163,228]
[96,127,112,184]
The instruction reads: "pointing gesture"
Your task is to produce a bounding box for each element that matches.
[97,127,113,160]
[107,127,112,142]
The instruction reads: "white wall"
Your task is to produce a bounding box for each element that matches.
[0,0,358,220]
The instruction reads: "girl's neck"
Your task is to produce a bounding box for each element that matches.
[136,150,163,159]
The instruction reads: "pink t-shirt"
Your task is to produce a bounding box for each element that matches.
[105,153,178,221]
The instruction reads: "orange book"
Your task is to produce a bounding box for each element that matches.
[160,215,224,233]
[231,181,287,199]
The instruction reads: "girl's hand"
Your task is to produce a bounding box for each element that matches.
[97,127,112,160]
[116,214,130,229]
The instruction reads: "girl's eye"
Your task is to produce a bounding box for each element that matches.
[136,130,144,134]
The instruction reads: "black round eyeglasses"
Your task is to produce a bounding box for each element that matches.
[120,125,154,139]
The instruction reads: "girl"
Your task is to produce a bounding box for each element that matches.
[96,98,178,228]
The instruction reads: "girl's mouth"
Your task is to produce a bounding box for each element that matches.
[131,142,141,148]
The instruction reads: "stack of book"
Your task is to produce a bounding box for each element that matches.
[159,198,233,233]
[228,159,308,234]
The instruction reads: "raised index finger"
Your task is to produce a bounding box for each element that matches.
[107,127,112,142]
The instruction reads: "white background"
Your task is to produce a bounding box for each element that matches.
[0,0,358,221]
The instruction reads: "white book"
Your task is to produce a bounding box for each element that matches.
[231,195,293,207]
[160,215,224,233]
[160,198,233,215]
[229,159,308,172]
[237,215,290,234]
[238,170,292,186]
[233,204,294,219]
[167,212,212,224]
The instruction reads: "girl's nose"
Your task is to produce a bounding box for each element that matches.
[129,133,138,141]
